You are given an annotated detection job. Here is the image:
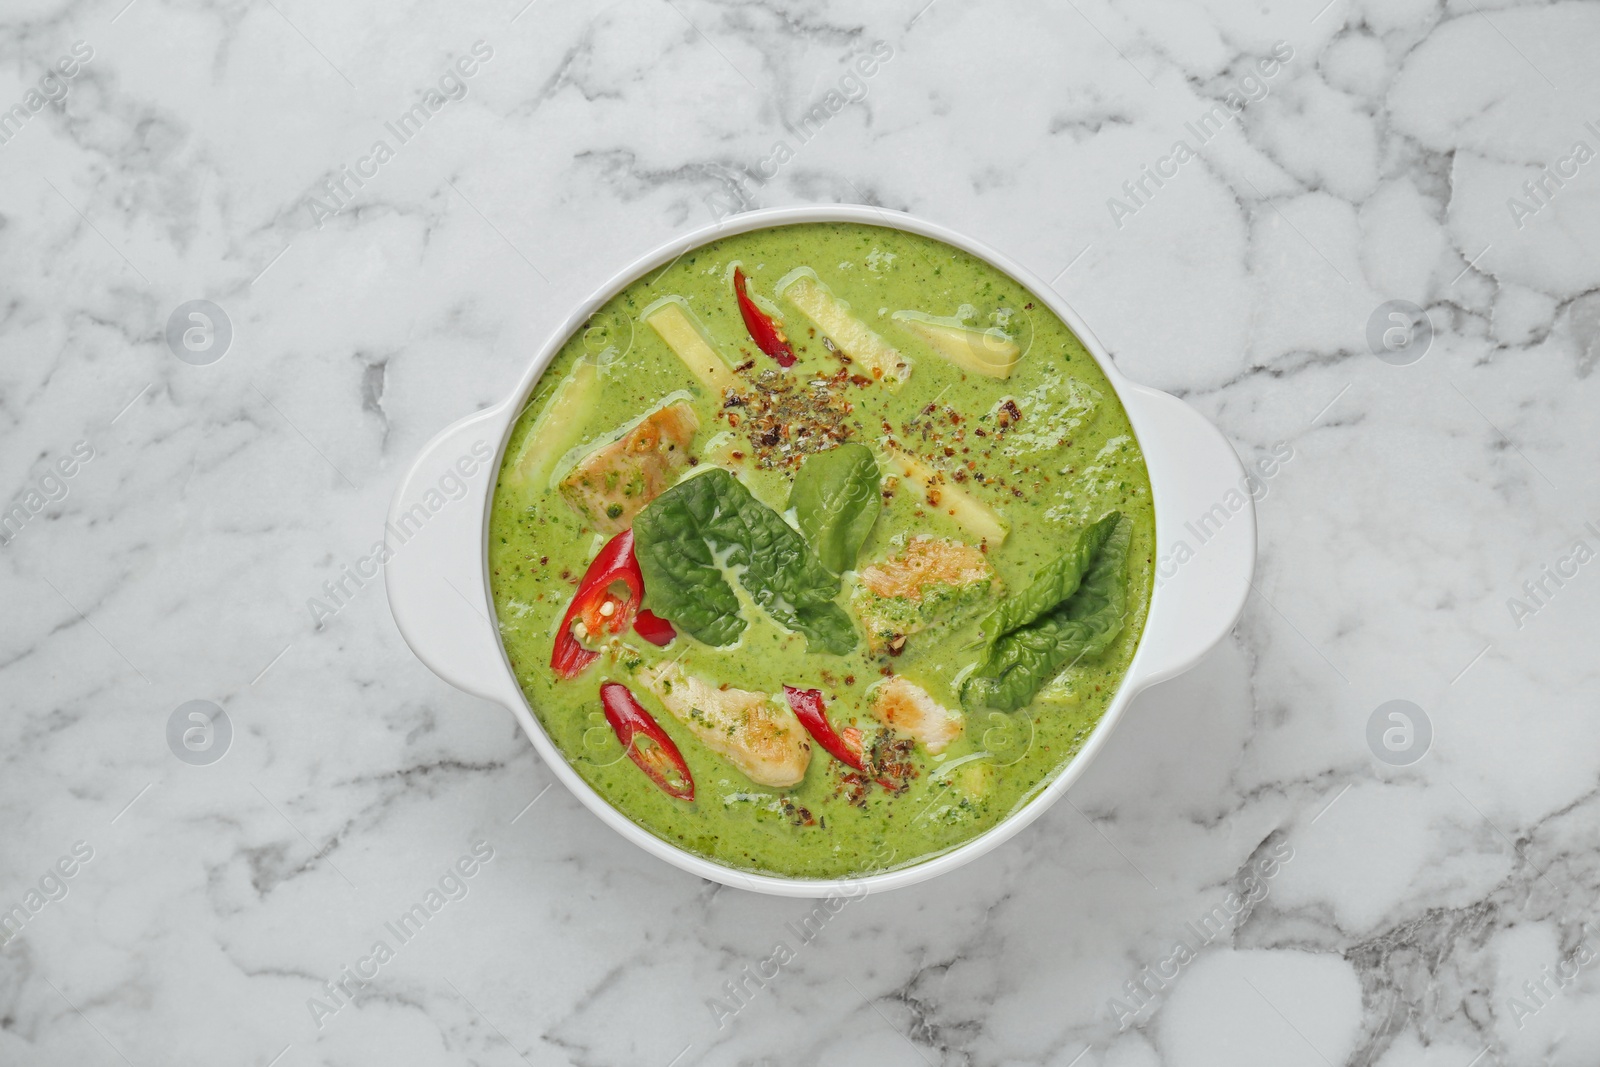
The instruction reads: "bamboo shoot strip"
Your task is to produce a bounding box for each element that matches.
[775,267,912,387]
[882,442,1008,546]
[641,296,740,396]
[510,357,598,489]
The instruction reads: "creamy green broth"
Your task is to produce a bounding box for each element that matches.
[488,222,1153,879]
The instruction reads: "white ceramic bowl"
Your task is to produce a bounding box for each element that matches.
[386,205,1255,897]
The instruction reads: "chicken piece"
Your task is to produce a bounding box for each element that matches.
[853,537,999,653]
[559,401,699,533]
[640,664,811,787]
[858,537,993,599]
[870,676,963,754]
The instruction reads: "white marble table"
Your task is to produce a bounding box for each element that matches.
[3,0,1599,1064]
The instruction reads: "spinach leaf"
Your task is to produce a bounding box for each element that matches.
[977,511,1120,651]
[788,443,882,573]
[960,514,1130,713]
[633,468,858,654]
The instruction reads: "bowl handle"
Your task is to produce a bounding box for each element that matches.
[383,402,522,708]
[1120,384,1257,691]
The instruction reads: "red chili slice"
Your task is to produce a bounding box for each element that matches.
[601,681,694,801]
[734,267,796,367]
[783,686,866,772]
[632,610,677,646]
[550,530,646,679]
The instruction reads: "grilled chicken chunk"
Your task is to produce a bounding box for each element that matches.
[559,401,699,532]
[853,537,999,653]
[870,676,963,754]
[640,664,811,787]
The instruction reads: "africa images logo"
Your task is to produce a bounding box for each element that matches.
[306,439,492,629]
[1106,839,1294,1029]
[307,840,495,1029]
[0,440,96,548]
[302,41,495,228]
[0,842,95,948]
[0,40,93,148]
[1505,119,1600,230]
[1106,41,1293,229]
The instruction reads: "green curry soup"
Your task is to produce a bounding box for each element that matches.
[488,222,1154,879]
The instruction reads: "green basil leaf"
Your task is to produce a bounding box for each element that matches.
[630,478,748,648]
[634,468,858,655]
[960,513,1130,713]
[977,511,1120,651]
[788,443,882,574]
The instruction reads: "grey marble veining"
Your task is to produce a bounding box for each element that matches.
[3,0,1600,1064]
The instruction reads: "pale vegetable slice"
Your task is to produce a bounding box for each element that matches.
[701,429,744,467]
[641,296,740,395]
[891,311,1021,379]
[954,760,994,799]
[775,267,911,386]
[509,357,598,489]
[882,443,1009,545]
[930,752,996,799]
